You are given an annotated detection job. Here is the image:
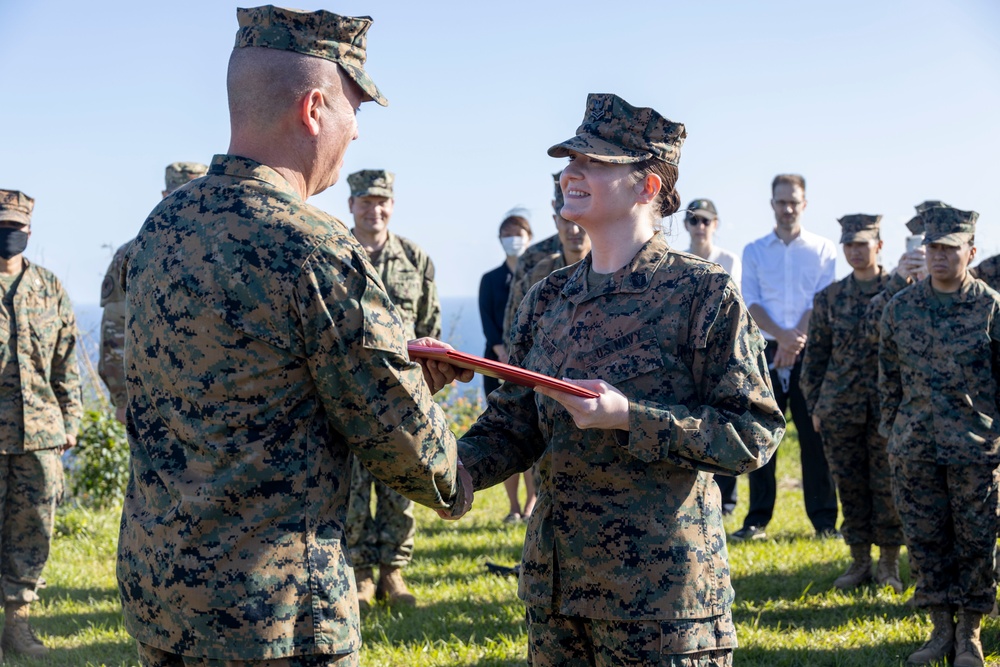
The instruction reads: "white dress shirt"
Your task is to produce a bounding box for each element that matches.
[686,246,742,288]
[742,229,836,340]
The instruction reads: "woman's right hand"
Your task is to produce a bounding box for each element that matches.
[535,379,630,431]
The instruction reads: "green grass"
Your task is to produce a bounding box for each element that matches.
[10,426,999,665]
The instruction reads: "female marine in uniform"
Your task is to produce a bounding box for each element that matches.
[453,94,784,667]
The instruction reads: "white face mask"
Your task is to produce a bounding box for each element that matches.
[501,235,528,257]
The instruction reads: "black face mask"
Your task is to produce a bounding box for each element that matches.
[0,229,28,260]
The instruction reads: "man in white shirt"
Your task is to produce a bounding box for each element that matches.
[731,174,839,540]
[683,198,742,514]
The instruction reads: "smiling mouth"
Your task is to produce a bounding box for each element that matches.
[566,189,589,198]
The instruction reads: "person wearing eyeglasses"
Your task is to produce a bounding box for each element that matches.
[683,199,742,289]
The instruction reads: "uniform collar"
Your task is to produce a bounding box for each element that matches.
[563,232,669,304]
[207,154,301,200]
[919,271,978,305]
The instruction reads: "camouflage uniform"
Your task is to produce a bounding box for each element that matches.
[346,170,441,573]
[879,207,1000,615]
[0,190,82,607]
[800,215,903,551]
[117,9,465,663]
[971,254,1000,291]
[99,162,207,409]
[501,174,565,341]
[458,96,784,667]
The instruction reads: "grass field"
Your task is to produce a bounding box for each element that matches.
[9,425,1000,666]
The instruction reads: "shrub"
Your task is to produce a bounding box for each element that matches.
[68,409,129,508]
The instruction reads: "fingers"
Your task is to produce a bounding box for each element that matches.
[438,463,475,520]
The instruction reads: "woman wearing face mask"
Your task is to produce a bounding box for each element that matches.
[478,213,535,522]
[452,95,784,666]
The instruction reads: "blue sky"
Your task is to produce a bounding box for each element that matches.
[2,0,998,304]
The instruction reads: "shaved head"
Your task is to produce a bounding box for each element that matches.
[227,46,342,130]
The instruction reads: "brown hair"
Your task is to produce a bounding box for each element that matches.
[771,173,806,195]
[631,159,680,219]
[499,215,532,239]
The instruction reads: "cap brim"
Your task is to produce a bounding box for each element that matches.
[840,231,879,244]
[0,211,30,224]
[923,232,973,247]
[547,133,652,164]
[351,188,393,199]
[341,63,388,107]
[686,209,716,220]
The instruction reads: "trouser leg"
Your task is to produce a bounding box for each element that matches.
[865,411,903,547]
[345,458,378,569]
[822,421,871,545]
[947,463,998,613]
[0,450,62,603]
[374,478,415,568]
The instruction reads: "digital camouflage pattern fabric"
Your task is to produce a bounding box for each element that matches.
[879,274,1000,611]
[98,242,130,408]
[459,233,784,640]
[836,213,881,244]
[0,190,34,225]
[235,5,387,107]
[921,205,978,246]
[972,254,1000,291]
[346,170,394,199]
[117,154,464,660]
[0,260,82,453]
[800,268,903,547]
[0,449,64,603]
[526,605,735,666]
[164,162,208,193]
[345,229,440,570]
[547,93,686,166]
[99,162,207,408]
[501,234,561,342]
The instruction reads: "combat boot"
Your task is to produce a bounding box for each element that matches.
[355,567,376,611]
[833,544,873,590]
[875,545,904,594]
[907,608,955,666]
[2,602,48,657]
[953,611,984,667]
[376,566,416,606]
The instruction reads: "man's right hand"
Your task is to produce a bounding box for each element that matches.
[437,462,474,520]
[409,337,475,394]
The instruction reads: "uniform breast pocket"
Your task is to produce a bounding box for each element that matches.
[576,327,666,392]
[386,270,420,312]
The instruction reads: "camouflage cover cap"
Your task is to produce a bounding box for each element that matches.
[547,93,686,165]
[0,189,34,224]
[164,162,209,193]
[348,169,394,198]
[922,206,978,246]
[838,213,881,244]
[685,199,718,221]
[905,215,925,235]
[915,200,949,215]
[235,5,387,107]
[552,172,564,211]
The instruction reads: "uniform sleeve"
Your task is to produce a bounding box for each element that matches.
[52,283,83,435]
[741,243,762,309]
[878,303,902,438]
[295,244,460,510]
[413,254,441,340]
[459,284,549,490]
[502,257,531,345]
[98,300,128,408]
[621,276,784,475]
[799,289,832,414]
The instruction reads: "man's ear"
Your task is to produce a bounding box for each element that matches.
[300,89,324,137]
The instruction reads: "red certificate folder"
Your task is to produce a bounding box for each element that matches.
[407,344,599,399]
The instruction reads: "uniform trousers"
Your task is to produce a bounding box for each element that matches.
[890,455,999,612]
[345,457,415,569]
[822,406,902,547]
[0,449,62,602]
[137,642,357,667]
[526,607,734,667]
[740,343,839,533]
